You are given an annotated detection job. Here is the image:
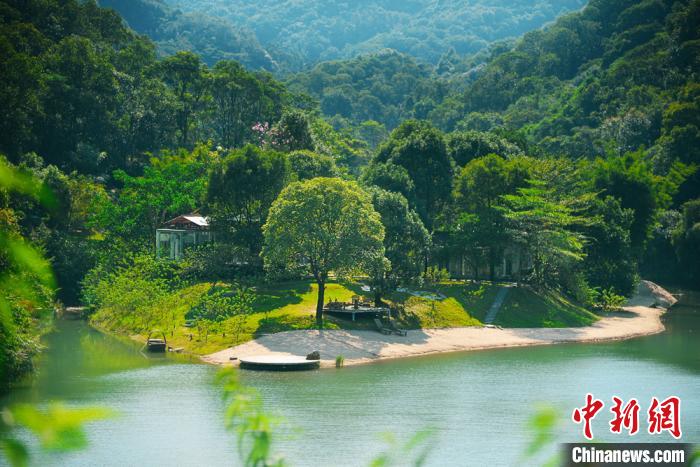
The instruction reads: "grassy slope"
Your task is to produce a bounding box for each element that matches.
[91,279,598,355]
[496,286,599,327]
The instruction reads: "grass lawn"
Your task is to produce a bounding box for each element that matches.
[90,279,599,355]
[495,286,599,327]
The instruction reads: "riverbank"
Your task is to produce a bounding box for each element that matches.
[88,279,597,356]
[204,281,673,368]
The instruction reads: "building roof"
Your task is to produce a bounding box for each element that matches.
[159,214,209,230]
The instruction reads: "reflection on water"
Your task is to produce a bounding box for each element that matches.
[1,293,698,466]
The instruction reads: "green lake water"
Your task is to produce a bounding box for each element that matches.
[2,291,699,466]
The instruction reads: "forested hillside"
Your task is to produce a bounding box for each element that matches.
[98,0,275,70]
[161,0,585,71]
[1,0,699,389]
[287,50,443,130]
[430,0,700,165]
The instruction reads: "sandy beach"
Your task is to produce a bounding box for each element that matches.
[203,281,675,368]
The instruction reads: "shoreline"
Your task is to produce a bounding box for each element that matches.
[203,281,673,368]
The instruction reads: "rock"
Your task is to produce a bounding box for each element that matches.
[644,280,677,308]
[306,351,320,360]
[627,280,678,308]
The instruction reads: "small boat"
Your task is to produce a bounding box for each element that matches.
[145,331,167,352]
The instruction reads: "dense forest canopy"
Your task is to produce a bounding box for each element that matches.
[98,0,275,70]
[1,0,699,390]
[140,0,586,71]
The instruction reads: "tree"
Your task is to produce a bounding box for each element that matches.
[262,178,384,324]
[672,198,700,285]
[375,120,453,230]
[209,60,281,149]
[160,51,209,147]
[446,130,523,166]
[207,145,290,266]
[288,150,338,181]
[0,158,55,389]
[589,152,661,254]
[269,109,314,152]
[501,181,587,285]
[360,162,415,203]
[453,154,525,280]
[582,196,637,295]
[366,188,430,304]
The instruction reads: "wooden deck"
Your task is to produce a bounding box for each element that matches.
[323,306,390,321]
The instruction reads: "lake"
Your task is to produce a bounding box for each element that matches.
[2,291,699,466]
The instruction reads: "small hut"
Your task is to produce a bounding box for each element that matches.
[156,214,211,259]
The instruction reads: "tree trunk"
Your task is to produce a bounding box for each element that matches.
[315,279,325,326]
[374,285,383,307]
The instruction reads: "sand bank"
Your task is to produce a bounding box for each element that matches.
[203,281,673,368]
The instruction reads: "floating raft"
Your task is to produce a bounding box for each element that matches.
[239,355,320,371]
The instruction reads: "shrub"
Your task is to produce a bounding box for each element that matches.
[593,287,627,312]
[421,266,450,285]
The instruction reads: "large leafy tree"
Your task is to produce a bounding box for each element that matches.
[207,145,290,265]
[209,60,283,149]
[367,187,430,304]
[453,154,528,280]
[375,120,453,230]
[160,51,209,148]
[582,196,637,295]
[446,130,523,166]
[501,181,588,285]
[262,178,384,324]
[287,150,338,181]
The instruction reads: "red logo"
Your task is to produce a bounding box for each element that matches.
[572,395,682,439]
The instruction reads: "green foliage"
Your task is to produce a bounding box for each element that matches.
[421,267,450,286]
[100,0,274,70]
[172,0,584,73]
[93,146,212,249]
[268,110,314,152]
[84,253,186,332]
[520,406,560,467]
[335,355,344,368]
[369,430,434,467]
[192,285,254,343]
[287,150,339,181]
[375,120,453,230]
[207,145,290,266]
[262,178,385,322]
[0,158,55,389]
[593,287,627,312]
[452,154,528,280]
[501,180,588,285]
[209,60,284,149]
[582,197,638,295]
[447,130,524,166]
[0,0,292,172]
[288,50,441,128]
[367,188,430,282]
[217,368,284,467]
[672,198,700,285]
[0,403,113,467]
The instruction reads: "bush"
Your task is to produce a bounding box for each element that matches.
[593,287,627,312]
[421,266,450,285]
